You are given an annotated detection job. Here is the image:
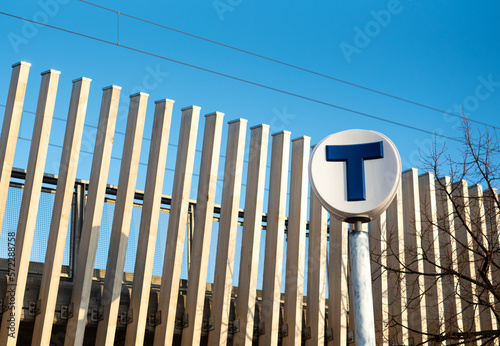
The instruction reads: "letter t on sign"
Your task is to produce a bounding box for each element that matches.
[326,141,383,201]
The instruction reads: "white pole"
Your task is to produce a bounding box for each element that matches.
[349,220,376,345]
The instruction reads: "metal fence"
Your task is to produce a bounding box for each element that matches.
[0,61,498,346]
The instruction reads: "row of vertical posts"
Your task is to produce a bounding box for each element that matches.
[0,61,499,346]
[370,169,500,345]
[0,62,341,346]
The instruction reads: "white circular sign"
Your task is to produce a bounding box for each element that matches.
[309,129,401,222]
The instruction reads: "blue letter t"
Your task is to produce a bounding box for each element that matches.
[325,141,384,201]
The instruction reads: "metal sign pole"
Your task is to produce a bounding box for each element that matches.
[309,129,401,346]
[349,220,376,345]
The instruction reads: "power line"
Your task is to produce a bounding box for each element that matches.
[76,0,500,131]
[18,135,180,174]
[17,136,279,193]
[0,105,278,169]
[2,104,181,146]
[0,11,463,144]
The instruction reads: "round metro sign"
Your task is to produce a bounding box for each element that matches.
[309,129,401,222]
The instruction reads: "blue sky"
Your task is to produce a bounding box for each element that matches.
[1,0,499,194]
[0,0,499,290]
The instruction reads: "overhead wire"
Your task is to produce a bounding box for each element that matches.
[0,11,496,195]
[76,0,500,131]
[0,10,464,143]
[0,11,467,146]
[0,105,281,170]
[16,135,279,193]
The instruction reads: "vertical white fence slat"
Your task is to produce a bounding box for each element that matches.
[418,172,446,338]
[33,77,91,345]
[181,112,225,346]
[95,92,149,345]
[64,85,121,346]
[0,69,59,346]
[124,99,174,346]
[385,180,409,345]
[0,61,30,237]
[233,124,269,346]
[435,176,464,336]
[208,118,247,345]
[328,218,349,346]
[306,192,328,345]
[283,136,310,346]
[260,131,291,346]
[484,188,500,315]
[469,184,497,333]
[401,169,427,344]
[154,106,200,346]
[453,180,481,340]
[369,212,389,345]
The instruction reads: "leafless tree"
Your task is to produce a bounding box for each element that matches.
[373,115,500,345]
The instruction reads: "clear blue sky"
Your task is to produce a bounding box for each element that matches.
[0,0,499,287]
